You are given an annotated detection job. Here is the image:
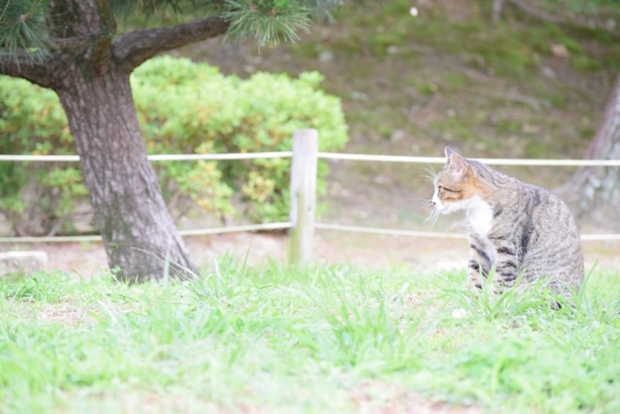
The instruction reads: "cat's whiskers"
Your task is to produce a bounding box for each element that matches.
[421,165,438,182]
[423,203,441,228]
[417,197,433,213]
[422,165,437,177]
[420,165,441,226]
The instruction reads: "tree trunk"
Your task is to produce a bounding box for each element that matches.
[559,74,620,224]
[0,0,230,282]
[55,67,198,282]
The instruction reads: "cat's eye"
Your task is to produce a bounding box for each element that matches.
[438,186,457,193]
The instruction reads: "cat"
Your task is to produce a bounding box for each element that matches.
[430,146,584,298]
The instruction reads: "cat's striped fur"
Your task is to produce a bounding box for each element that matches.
[431,147,584,296]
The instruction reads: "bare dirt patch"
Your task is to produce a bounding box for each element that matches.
[34,301,101,326]
[3,230,616,278]
[7,298,101,326]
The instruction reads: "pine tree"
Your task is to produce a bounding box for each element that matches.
[0,0,336,282]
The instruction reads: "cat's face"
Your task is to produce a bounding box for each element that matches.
[431,147,482,215]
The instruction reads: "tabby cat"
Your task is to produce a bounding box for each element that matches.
[431,147,584,297]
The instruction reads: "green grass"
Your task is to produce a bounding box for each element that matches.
[1,258,619,413]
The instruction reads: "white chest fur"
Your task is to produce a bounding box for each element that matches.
[466,196,496,264]
[466,196,494,237]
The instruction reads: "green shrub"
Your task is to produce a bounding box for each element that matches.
[0,78,84,236]
[0,56,348,235]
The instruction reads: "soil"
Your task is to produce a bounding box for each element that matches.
[6,229,618,278]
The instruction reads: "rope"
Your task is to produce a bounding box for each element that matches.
[314,223,468,239]
[315,223,620,241]
[317,153,620,166]
[0,152,293,162]
[0,223,292,243]
[1,223,617,243]
[2,152,619,166]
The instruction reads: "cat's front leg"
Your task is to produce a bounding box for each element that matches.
[468,239,492,289]
[493,244,520,290]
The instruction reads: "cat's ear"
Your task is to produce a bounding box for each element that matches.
[444,147,467,178]
[449,155,467,177]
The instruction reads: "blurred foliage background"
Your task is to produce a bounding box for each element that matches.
[1,0,620,234]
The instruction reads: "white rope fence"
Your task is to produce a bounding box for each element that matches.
[314,223,468,239]
[0,222,292,243]
[313,223,620,241]
[1,137,619,245]
[0,152,293,162]
[318,153,620,166]
[3,152,620,166]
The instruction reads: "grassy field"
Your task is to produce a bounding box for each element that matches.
[1,258,619,413]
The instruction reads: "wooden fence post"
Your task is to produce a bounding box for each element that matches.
[289,129,318,264]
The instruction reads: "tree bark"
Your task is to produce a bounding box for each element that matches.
[111,16,229,72]
[55,66,198,282]
[559,74,620,224]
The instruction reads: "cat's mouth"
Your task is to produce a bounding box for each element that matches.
[431,195,450,214]
[436,203,454,215]
[425,197,449,229]
[433,199,462,215]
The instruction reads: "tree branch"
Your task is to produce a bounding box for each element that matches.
[0,52,57,88]
[111,16,230,72]
[52,36,97,50]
